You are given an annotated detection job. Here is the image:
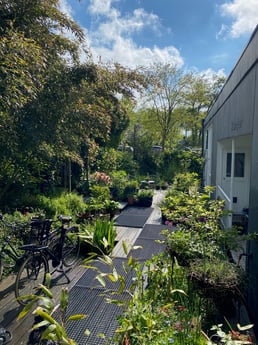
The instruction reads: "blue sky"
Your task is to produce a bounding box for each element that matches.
[60,0,258,77]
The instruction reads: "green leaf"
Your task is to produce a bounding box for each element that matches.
[132,245,142,251]
[112,267,119,281]
[45,273,51,288]
[31,320,50,330]
[38,284,53,298]
[96,274,106,287]
[85,329,91,336]
[33,307,57,324]
[97,333,106,339]
[68,314,87,321]
[60,287,69,311]
[17,299,36,320]
[40,324,57,339]
[122,241,128,255]
[127,255,133,266]
[107,273,117,282]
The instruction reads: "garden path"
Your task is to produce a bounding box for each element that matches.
[0,189,166,345]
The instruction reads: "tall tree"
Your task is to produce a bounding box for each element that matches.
[181,73,225,147]
[143,63,190,151]
[0,0,84,113]
[0,0,86,203]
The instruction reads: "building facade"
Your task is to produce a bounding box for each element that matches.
[203,25,258,330]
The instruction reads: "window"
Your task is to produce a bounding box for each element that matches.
[226,153,245,177]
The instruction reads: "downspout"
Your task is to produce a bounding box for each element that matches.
[201,119,205,187]
[229,138,235,227]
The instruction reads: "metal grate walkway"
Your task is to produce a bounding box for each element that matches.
[65,210,169,344]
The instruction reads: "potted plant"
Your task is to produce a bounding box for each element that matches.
[123,180,139,205]
[188,258,246,301]
[103,199,120,220]
[136,189,154,207]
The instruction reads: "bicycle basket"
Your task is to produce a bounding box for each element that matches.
[29,218,53,245]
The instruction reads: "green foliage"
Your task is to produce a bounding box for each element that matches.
[117,151,139,175]
[17,273,86,345]
[109,170,128,200]
[178,149,204,177]
[92,219,117,255]
[123,180,139,198]
[103,199,119,213]
[89,185,111,203]
[111,252,206,345]
[37,192,86,218]
[136,189,154,207]
[171,172,200,192]
[189,258,246,295]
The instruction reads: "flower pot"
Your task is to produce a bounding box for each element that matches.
[127,196,136,205]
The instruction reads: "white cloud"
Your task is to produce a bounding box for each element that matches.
[200,68,226,81]
[92,38,183,68]
[216,24,229,40]
[84,0,183,68]
[59,0,74,18]
[220,0,258,38]
[88,0,116,16]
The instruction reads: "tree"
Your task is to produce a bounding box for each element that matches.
[0,0,85,114]
[0,0,86,205]
[143,63,190,151]
[180,73,225,147]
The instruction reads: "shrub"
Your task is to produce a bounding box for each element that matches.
[93,219,117,255]
[109,170,128,201]
[89,185,111,203]
[37,192,86,218]
[172,172,199,193]
[136,189,154,207]
[123,180,139,199]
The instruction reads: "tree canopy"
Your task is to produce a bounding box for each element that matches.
[0,0,145,207]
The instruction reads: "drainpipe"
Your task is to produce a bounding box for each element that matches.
[229,138,235,227]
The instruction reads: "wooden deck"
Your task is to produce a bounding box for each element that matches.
[112,227,142,257]
[0,260,86,345]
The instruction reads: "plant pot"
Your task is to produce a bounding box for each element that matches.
[137,197,153,207]
[127,196,136,205]
[189,260,244,300]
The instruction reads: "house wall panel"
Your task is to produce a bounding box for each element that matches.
[208,71,255,142]
[203,27,258,331]
[247,63,258,324]
[205,26,258,126]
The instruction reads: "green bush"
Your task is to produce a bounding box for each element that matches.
[109,170,128,200]
[172,172,199,192]
[123,180,139,199]
[93,219,117,255]
[37,192,86,218]
[136,189,154,207]
[89,185,111,203]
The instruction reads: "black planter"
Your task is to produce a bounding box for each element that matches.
[137,197,153,207]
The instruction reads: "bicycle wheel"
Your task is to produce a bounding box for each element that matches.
[62,226,80,267]
[15,254,49,306]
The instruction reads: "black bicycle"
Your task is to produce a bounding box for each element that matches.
[15,215,80,305]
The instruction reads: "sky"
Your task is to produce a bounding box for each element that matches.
[60,0,258,77]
